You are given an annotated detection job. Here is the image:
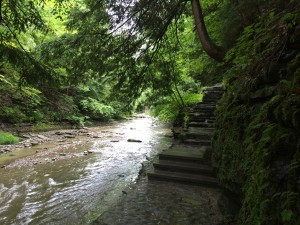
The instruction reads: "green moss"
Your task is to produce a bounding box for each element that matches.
[212,6,300,224]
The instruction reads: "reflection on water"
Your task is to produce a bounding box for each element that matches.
[0,116,172,225]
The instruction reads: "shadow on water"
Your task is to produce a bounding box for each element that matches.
[0,116,172,225]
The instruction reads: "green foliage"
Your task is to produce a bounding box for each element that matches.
[150,97,180,122]
[213,3,300,224]
[0,131,20,145]
[66,115,88,128]
[80,97,115,119]
[150,93,203,122]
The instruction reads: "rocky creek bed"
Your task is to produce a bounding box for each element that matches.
[0,115,223,225]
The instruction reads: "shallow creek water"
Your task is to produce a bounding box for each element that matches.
[0,116,172,225]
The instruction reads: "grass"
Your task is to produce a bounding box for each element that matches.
[0,131,20,145]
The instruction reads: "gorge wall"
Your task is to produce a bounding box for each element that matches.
[212,8,300,225]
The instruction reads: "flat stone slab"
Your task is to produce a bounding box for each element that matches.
[189,112,214,116]
[189,122,213,128]
[183,139,211,146]
[184,132,212,140]
[190,119,215,124]
[169,144,209,155]
[153,160,215,176]
[148,170,219,187]
[188,127,215,133]
[159,151,205,162]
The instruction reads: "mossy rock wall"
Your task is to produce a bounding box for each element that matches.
[212,7,300,225]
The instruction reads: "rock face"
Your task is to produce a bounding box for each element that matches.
[212,20,300,224]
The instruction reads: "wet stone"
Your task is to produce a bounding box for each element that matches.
[92,178,222,225]
[21,134,31,139]
[127,139,142,143]
[64,135,76,139]
[31,142,39,146]
[37,135,48,140]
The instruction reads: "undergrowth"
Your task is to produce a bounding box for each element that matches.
[0,131,20,145]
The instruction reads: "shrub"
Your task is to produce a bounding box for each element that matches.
[0,131,20,145]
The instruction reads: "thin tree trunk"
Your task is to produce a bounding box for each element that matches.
[191,0,226,62]
[0,0,2,24]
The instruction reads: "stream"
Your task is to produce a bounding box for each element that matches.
[0,116,172,225]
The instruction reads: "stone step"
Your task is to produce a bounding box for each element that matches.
[159,151,205,163]
[183,139,211,146]
[190,117,215,123]
[153,160,215,176]
[194,103,216,108]
[189,112,215,117]
[189,115,216,119]
[189,122,214,128]
[189,110,215,114]
[191,104,215,108]
[192,104,216,109]
[203,97,221,102]
[187,127,215,137]
[205,89,223,93]
[184,132,212,140]
[147,170,219,187]
[204,89,223,93]
[204,85,223,91]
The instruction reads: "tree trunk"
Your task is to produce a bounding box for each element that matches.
[191,0,226,62]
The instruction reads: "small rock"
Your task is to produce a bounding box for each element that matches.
[21,134,31,138]
[37,135,48,140]
[64,135,75,139]
[122,191,127,195]
[118,174,125,178]
[87,150,93,154]
[1,165,6,168]
[110,140,119,143]
[83,151,88,155]
[92,136,100,138]
[127,139,142,143]
[79,130,88,133]
[33,162,38,165]
[60,153,66,156]
[51,158,56,161]
[31,142,39,146]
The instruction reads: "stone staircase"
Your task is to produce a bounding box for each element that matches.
[147,84,223,187]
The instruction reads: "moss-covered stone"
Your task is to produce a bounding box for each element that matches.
[212,7,300,225]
